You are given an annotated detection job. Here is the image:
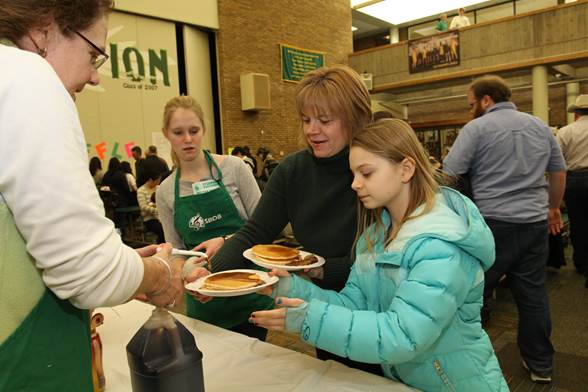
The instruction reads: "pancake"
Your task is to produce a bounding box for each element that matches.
[202,272,265,291]
[252,244,300,262]
[255,255,296,265]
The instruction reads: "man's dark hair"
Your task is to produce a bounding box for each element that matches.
[131,146,142,154]
[231,146,244,156]
[469,75,512,103]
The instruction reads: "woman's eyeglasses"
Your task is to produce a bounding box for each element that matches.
[74,30,109,70]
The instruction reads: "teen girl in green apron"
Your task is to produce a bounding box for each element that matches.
[174,150,273,337]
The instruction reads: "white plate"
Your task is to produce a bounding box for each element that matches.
[243,248,326,271]
[185,269,279,297]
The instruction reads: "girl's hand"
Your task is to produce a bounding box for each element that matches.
[256,268,290,296]
[185,267,213,303]
[192,237,224,260]
[268,268,290,278]
[249,297,305,331]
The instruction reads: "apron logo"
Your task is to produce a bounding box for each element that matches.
[189,213,222,231]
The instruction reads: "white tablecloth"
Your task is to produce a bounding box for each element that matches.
[98,300,414,391]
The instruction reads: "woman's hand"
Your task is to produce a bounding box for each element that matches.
[249,297,305,331]
[185,267,213,303]
[299,267,324,280]
[192,237,225,260]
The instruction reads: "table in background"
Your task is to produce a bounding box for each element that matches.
[98,300,415,392]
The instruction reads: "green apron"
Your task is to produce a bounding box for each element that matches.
[174,151,272,328]
[0,199,92,391]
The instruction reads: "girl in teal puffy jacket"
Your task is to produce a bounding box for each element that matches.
[251,119,508,391]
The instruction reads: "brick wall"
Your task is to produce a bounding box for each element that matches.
[216,0,352,163]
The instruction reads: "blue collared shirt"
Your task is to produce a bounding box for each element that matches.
[443,101,566,223]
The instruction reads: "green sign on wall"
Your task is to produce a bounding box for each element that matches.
[280,44,325,83]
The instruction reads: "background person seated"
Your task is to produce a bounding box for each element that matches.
[89,156,103,186]
[256,146,279,183]
[231,146,256,174]
[120,161,137,192]
[101,157,135,207]
[136,160,165,244]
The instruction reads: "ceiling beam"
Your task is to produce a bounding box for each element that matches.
[352,0,384,10]
[551,64,576,78]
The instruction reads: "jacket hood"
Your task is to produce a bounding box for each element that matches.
[384,187,495,271]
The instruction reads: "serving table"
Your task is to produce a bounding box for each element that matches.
[98,300,415,391]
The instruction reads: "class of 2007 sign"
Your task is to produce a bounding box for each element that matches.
[280,44,325,82]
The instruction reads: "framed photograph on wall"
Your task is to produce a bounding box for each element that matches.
[408,31,460,74]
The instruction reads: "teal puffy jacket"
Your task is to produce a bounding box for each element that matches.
[278,188,508,391]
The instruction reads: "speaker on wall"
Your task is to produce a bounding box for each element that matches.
[240,73,271,111]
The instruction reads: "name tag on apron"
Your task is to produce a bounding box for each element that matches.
[192,179,220,195]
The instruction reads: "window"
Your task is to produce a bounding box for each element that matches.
[516,0,558,14]
[409,20,439,40]
[476,3,514,23]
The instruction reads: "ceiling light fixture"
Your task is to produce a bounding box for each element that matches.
[356,0,489,25]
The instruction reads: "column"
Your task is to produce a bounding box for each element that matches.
[566,82,580,125]
[532,65,549,124]
[389,27,399,44]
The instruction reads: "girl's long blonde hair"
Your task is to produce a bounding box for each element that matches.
[352,119,439,254]
[162,95,206,168]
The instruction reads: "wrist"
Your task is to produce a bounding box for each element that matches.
[148,256,172,296]
[284,302,309,332]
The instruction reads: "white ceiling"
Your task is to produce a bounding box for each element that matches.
[351,0,513,38]
[356,0,490,25]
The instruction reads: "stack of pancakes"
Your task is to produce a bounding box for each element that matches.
[252,244,300,265]
[252,244,317,266]
[202,272,264,291]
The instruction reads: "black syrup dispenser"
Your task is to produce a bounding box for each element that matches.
[126,307,204,392]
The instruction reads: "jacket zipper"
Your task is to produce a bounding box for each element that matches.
[433,360,457,392]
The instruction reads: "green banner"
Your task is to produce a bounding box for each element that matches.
[280,44,325,82]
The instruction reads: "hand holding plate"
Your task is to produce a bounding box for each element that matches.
[184,267,213,303]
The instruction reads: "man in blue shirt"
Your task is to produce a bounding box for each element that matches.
[444,75,566,384]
